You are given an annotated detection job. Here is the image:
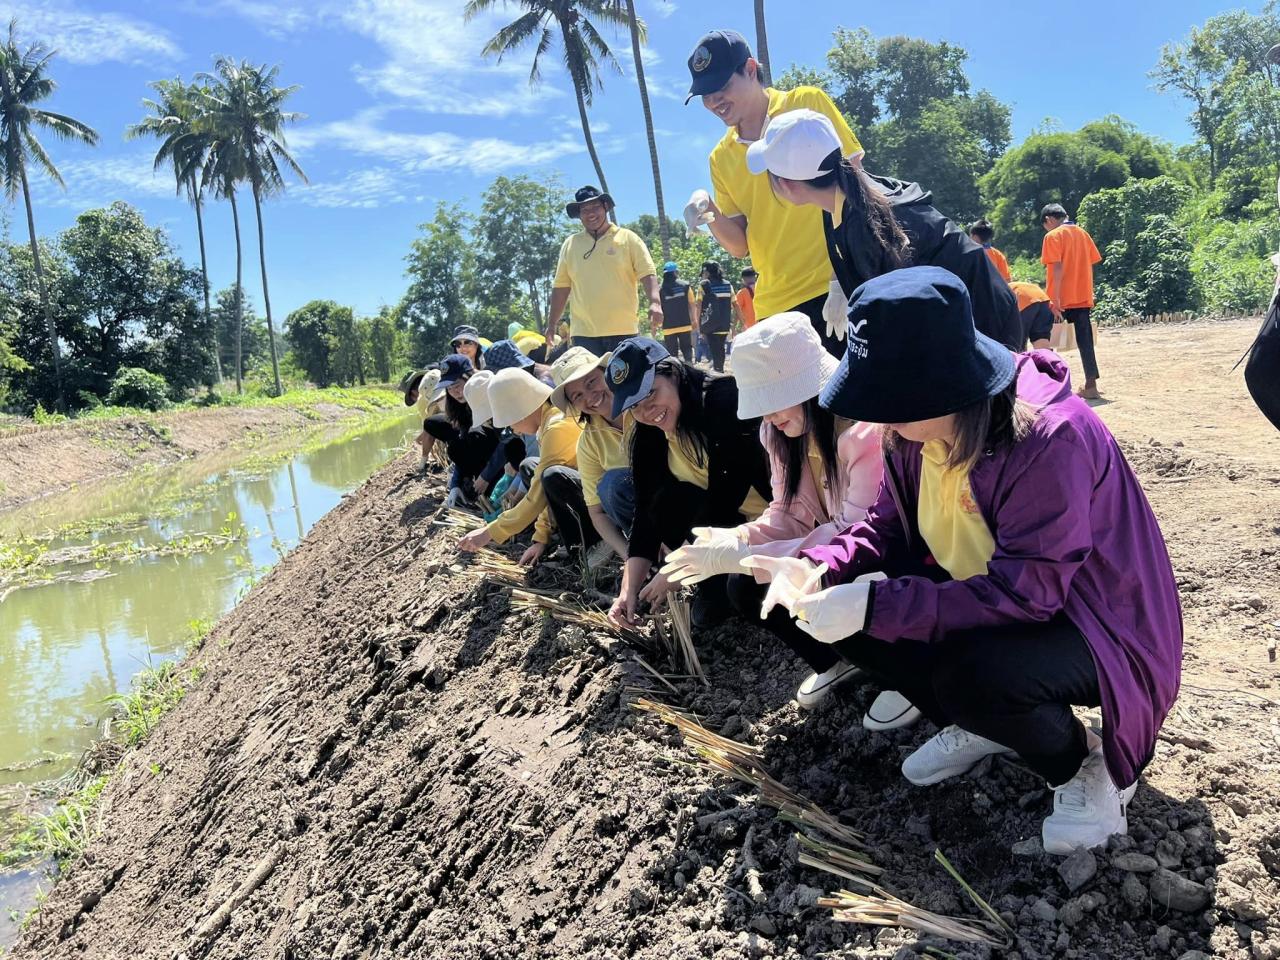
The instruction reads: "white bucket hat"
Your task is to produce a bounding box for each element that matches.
[732,312,839,419]
[548,346,608,413]
[463,369,494,425]
[745,108,841,181]
[488,367,553,429]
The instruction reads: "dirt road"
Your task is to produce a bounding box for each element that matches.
[9,319,1280,960]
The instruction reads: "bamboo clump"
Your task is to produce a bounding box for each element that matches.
[631,698,863,848]
[654,597,708,686]
[510,587,644,643]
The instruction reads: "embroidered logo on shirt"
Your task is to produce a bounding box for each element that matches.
[959,483,981,515]
[692,45,712,72]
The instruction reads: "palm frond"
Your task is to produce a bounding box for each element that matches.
[21,127,63,188]
[29,109,99,145]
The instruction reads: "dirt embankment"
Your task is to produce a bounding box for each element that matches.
[0,400,395,511]
[10,319,1280,960]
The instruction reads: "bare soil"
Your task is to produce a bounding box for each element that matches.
[9,318,1280,960]
[0,401,382,511]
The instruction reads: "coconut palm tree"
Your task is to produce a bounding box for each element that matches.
[197,57,306,398]
[753,0,772,86]
[0,19,99,410]
[614,0,669,258]
[127,78,222,385]
[466,0,628,205]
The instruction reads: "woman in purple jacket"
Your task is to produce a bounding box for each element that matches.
[746,266,1182,854]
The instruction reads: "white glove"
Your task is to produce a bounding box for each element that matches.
[822,279,848,342]
[683,189,715,237]
[660,526,749,586]
[739,554,829,619]
[792,570,886,644]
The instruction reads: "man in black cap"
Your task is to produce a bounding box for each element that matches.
[546,185,663,357]
[680,29,864,355]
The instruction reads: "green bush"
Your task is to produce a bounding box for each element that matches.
[106,367,171,411]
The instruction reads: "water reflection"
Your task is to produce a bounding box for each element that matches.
[0,415,412,775]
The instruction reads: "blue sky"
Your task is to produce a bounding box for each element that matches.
[4,0,1238,320]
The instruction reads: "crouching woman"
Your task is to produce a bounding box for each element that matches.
[456,368,592,567]
[604,338,771,629]
[747,267,1182,854]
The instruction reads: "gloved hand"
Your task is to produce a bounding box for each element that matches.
[660,526,749,586]
[822,279,848,342]
[792,571,886,644]
[739,554,829,619]
[683,189,715,237]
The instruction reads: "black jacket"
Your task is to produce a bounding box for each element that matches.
[628,376,772,563]
[825,174,1024,351]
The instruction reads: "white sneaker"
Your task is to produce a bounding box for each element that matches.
[862,690,923,731]
[795,661,862,710]
[1042,744,1138,855]
[901,725,1013,786]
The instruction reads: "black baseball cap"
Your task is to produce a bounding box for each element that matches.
[437,354,474,391]
[604,337,670,419]
[685,30,752,104]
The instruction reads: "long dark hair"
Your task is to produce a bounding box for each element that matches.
[628,359,712,467]
[764,398,842,507]
[445,378,473,431]
[804,152,912,271]
[883,381,1037,471]
[701,260,724,283]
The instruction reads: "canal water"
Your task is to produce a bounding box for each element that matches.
[0,412,414,940]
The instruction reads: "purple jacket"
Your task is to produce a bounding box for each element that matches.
[803,352,1182,787]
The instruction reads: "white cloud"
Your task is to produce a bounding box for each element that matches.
[291,167,408,208]
[339,0,568,118]
[647,0,678,19]
[30,152,184,211]
[1,1,181,66]
[201,0,313,38]
[291,109,584,176]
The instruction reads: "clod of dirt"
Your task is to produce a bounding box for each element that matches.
[1058,848,1098,892]
[1149,867,1211,912]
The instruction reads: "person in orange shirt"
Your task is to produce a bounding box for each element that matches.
[1041,203,1104,399]
[969,219,1011,283]
[734,267,758,331]
[1010,280,1053,349]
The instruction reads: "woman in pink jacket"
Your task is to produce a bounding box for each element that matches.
[661,314,913,720]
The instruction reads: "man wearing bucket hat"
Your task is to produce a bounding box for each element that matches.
[546,185,663,357]
[681,29,863,356]
[547,346,634,562]
[657,313,915,721]
[457,367,596,567]
[742,266,1182,855]
[746,108,1023,351]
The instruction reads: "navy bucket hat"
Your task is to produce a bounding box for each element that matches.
[484,339,535,372]
[820,266,1016,424]
[604,337,670,419]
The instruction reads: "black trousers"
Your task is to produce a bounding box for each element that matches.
[504,436,528,472]
[727,574,1100,785]
[706,333,728,373]
[664,330,693,363]
[1063,307,1099,380]
[1245,297,1280,433]
[423,417,499,478]
[541,465,601,554]
[790,292,845,358]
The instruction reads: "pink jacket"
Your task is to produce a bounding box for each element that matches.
[740,421,883,569]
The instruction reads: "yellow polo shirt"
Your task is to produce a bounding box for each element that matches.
[486,404,583,545]
[667,437,768,521]
[553,224,656,339]
[709,86,863,318]
[917,440,995,581]
[577,413,629,507]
